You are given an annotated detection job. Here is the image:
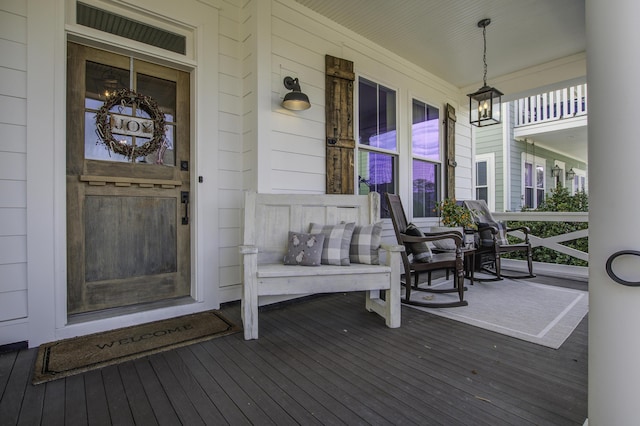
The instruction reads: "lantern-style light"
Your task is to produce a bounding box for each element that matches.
[468,19,503,127]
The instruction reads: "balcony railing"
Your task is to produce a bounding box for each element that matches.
[492,211,589,280]
[514,83,588,127]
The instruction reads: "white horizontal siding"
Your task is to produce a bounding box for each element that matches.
[0,0,28,335]
[0,290,27,322]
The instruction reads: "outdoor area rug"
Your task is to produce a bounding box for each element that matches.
[405,278,588,349]
[33,310,240,384]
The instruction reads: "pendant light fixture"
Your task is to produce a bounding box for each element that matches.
[468,18,503,127]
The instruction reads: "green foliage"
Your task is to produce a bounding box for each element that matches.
[436,198,477,229]
[506,184,589,266]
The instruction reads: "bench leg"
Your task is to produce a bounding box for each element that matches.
[242,261,259,340]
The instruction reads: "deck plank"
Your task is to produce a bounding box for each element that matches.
[118,362,157,426]
[132,357,181,425]
[0,349,35,425]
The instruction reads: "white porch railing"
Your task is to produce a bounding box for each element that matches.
[492,211,589,281]
[514,83,588,127]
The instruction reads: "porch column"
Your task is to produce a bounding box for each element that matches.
[587,0,640,424]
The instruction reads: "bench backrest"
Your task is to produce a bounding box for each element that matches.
[243,191,380,264]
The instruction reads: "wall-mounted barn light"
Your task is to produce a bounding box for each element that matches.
[468,18,503,127]
[282,76,311,110]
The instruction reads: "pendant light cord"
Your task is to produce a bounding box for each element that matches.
[482,23,488,87]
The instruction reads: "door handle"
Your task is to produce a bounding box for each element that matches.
[181,191,189,225]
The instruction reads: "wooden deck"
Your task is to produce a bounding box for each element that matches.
[0,275,587,425]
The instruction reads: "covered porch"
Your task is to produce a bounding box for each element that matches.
[1,274,587,425]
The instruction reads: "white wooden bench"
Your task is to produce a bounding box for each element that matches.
[239,191,403,340]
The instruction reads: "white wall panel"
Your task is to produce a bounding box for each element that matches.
[0,152,26,180]
[0,95,26,126]
[0,123,26,153]
[0,263,26,292]
[0,39,27,70]
[0,290,27,322]
[0,208,26,236]
[0,181,26,208]
[0,67,26,98]
[0,10,27,43]
[0,235,27,264]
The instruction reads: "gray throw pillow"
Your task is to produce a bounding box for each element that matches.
[308,222,355,266]
[283,232,325,266]
[403,223,433,262]
[349,222,383,265]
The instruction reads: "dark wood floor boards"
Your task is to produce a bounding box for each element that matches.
[257,334,417,426]
[247,324,406,426]
[281,293,570,425]
[147,352,206,426]
[199,339,311,425]
[206,338,325,426]
[131,357,182,425]
[205,332,358,426]
[83,368,112,426]
[117,361,158,426]
[0,347,35,425]
[265,297,513,426]
[291,292,586,425]
[159,349,228,425]
[188,341,277,425]
[260,303,468,424]
[174,345,253,426]
[0,274,588,426]
[15,351,45,426]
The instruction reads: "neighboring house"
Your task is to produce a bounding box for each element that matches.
[475,84,588,212]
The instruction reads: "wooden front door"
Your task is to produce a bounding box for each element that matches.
[66,43,191,315]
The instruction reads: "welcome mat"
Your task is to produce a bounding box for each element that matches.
[405,278,588,349]
[33,310,240,384]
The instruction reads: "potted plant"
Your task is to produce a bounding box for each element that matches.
[432,199,477,249]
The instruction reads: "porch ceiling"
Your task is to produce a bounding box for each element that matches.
[293,0,585,90]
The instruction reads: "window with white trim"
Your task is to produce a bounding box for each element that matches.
[358,77,397,217]
[522,153,546,209]
[571,168,588,194]
[411,99,441,217]
[475,153,495,211]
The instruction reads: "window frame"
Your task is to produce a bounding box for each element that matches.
[410,97,442,218]
[521,152,547,209]
[356,76,399,217]
[475,153,495,211]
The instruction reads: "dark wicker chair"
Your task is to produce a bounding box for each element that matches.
[462,199,535,280]
[385,193,467,308]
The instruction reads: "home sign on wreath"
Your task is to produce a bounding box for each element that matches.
[95,89,167,161]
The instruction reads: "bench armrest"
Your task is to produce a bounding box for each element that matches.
[239,245,258,255]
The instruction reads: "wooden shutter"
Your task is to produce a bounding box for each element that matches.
[325,55,355,194]
[445,103,457,198]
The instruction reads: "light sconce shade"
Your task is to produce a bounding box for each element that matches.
[566,168,576,180]
[551,164,562,179]
[468,19,503,127]
[282,76,311,110]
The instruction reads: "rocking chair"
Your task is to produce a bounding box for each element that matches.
[462,199,535,280]
[385,193,467,308]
